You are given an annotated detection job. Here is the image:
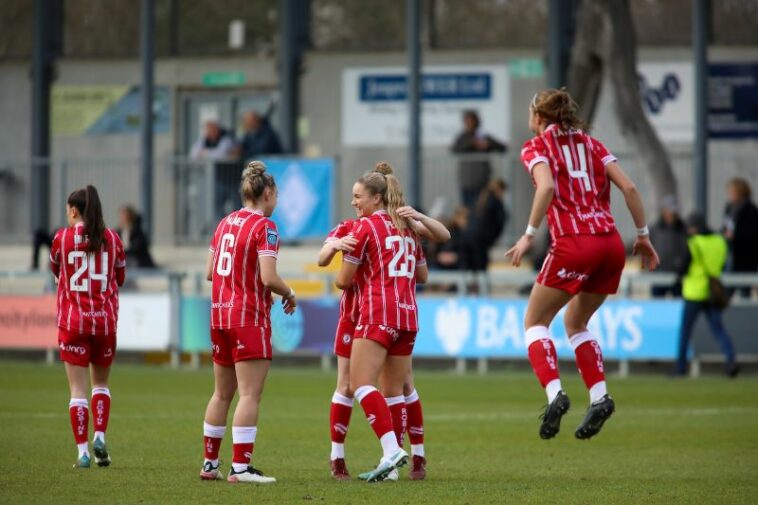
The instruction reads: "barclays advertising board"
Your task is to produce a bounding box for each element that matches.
[414,298,683,360]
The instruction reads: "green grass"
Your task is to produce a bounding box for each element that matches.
[1,362,757,504]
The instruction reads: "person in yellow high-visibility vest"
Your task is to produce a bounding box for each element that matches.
[675,213,738,377]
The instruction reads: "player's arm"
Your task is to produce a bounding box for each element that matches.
[606,161,660,271]
[259,256,297,314]
[335,260,359,290]
[318,235,358,267]
[49,232,61,280]
[506,163,553,267]
[399,206,451,242]
[415,262,429,284]
[205,250,214,281]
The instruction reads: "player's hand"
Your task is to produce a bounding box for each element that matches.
[505,234,534,267]
[336,235,358,253]
[397,206,423,221]
[282,293,297,315]
[633,235,660,271]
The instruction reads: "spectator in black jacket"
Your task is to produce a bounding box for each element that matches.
[451,110,507,208]
[239,111,284,162]
[649,195,689,297]
[723,178,758,298]
[118,205,156,269]
[469,179,509,271]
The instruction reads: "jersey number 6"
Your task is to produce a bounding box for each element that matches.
[216,233,235,277]
[386,236,416,279]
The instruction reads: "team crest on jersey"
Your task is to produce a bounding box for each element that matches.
[266,228,279,245]
[342,333,351,345]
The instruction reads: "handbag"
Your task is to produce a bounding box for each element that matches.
[692,239,730,310]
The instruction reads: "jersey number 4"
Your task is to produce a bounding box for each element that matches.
[68,251,109,292]
[561,143,592,191]
[385,236,416,279]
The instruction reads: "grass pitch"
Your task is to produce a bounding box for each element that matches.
[1,361,756,504]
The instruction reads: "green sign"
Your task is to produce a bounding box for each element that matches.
[509,58,544,79]
[202,71,246,87]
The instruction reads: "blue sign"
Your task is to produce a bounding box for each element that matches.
[87,85,170,135]
[259,158,334,241]
[708,63,758,139]
[414,298,683,360]
[359,73,491,102]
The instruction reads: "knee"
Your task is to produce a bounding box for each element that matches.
[214,386,237,403]
[564,324,586,339]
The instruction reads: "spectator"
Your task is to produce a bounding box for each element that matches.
[675,213,738,377]
[451,110,507,208]
[432,207,472,271]
[723,177,758,298]
[189,120,239,220]
[31,229,52,270]
[238,111,284,162]
[649,195,689,297]
[117,205,156,269]
[469,178,509,271]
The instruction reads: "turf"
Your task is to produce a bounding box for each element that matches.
[1,362,756,504]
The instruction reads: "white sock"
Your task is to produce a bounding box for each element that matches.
[379,432,400,460]
[77,442,89,458]
[545,378,563,403]
[204,458,219,467]
[330,442,345,460]
[589,381,608,403]
[93,431,105,444]
[231,426,257,473]
[411,444,425,457]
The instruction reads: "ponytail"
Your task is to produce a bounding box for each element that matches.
[240,160,276,203]
[67,185,106,252]
[531,88,586,131]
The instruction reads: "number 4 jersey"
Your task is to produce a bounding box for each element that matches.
[520,123,617,238]
[344,210,426,331]
[209,208,279,329]
[50,223,126,335]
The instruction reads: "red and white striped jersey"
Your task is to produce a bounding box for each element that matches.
[521,124,617,237]
[209,208,279,329]
[326,219,360,322]
[344,211,426,331]
[50,223,125,335]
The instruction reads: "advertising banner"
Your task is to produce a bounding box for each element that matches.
[0,296,58,348]
[708,63,758,139]
[116,294,171,351]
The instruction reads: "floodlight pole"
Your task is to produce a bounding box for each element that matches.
[140,0,155,238]
[407,0,422,208]
[693,0,710,217]
[547,0,574,88]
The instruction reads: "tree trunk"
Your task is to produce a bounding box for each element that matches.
[567,0,677,204]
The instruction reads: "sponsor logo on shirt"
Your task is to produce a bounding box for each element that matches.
[59,342,87,355]
[212,302,234,309]
[81,310,107,318]
[577,210,608,221]
[556,268,589,282]
[397,302,416,311]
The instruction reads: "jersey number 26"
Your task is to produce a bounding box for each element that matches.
[385,236,416,279]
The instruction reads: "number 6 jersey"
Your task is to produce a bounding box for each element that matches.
[50,223,126,335]
[209,208,279,330]
[344,210,426,331]
[520,123,617,238]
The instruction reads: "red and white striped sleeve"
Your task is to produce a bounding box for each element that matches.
[257,219,280,258]
[590,137,617,166]
[520,137,550,174]
[343,220,368,265]
[325,220,355,243]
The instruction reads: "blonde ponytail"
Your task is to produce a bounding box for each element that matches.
[240,160,276,203]
[384,174,407,232]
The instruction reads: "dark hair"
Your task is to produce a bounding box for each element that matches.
[68,185,106,252]
[240,160,276,203]
[531,88,586,131]
[728,178,752,200]
[686,212,712,235]
[463,110,481,129]
[356,161,407,232]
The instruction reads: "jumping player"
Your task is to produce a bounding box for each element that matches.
[506,89,659,440]
[335,168,428,482]
[51,185,126,468]
[199,161,297,483]
[320,163,448,481]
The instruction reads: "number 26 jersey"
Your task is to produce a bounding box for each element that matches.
[344,210,426,332]
[520,123,618,238]
[209,208,279,330]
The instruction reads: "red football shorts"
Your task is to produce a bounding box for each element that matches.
[58,328,116,367]
[354,324,417,356]
[211,326,273,366]
[333,317,355,359]
[537,231,626,295]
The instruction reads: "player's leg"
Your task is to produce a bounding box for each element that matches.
[228,358,275,483]
[702,306,738,376]
[564,292,616,439]
[330,355,353,479]
[65,362,92,468]
[90,363,112,467]
[675,301,701,375]
[200,363,237,480]
[524,283,574,439]
[403,370,426,480]
[378,366,406,449]
[351,335,406,482]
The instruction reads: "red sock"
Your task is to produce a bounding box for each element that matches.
[571,332,606,389]
[405,390,424,445]
[91,388,111,435]
[526,326,560,387]
[203,422,226,461]
[330,393,353,444]
[69,399,89,445]
[386,396,407,447]
[232,426,257,466]
[356,386,394,441]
